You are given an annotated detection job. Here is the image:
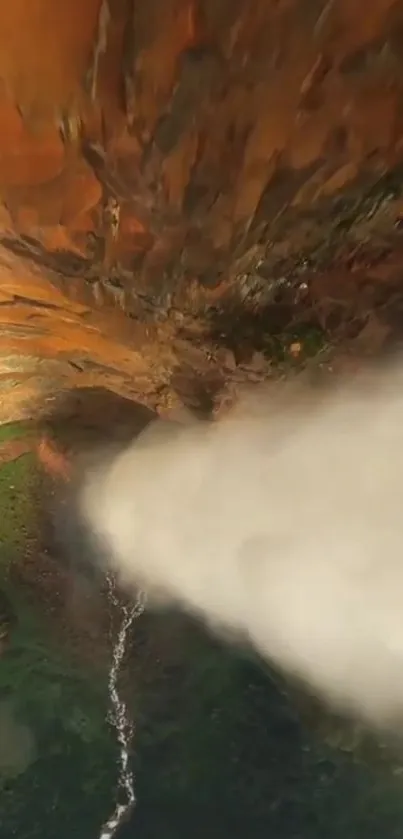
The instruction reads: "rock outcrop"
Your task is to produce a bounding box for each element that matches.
[1,1,403,419]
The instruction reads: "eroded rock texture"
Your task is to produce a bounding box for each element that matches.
[1,0,403,419]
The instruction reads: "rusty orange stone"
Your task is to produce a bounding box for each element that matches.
[0,90,65,188]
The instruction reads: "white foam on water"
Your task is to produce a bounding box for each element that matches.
[98,576,145,839]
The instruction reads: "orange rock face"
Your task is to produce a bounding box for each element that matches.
[0,0,403,419]
[0,1,101,115]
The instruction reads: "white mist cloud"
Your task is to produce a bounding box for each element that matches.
[79,365,403,727]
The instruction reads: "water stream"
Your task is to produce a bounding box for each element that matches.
[99,576,145,839]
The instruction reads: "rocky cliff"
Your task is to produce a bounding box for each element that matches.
[1,0,403,420]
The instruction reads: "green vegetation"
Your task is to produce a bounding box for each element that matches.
[0,421,38,557]
[1,421,403,839]
[267,322,328,365]
[0,422,34,444]
[0,424,117,838]
[0,583,116,839]
[2,594,403,839]
[128,615,403,839]
[0,456,37,555]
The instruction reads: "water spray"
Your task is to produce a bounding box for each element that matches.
[80,366,403,728]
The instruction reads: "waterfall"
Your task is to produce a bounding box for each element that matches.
[80,368,403,727]
[98,575,145,839]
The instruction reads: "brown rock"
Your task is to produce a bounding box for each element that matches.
[0,1,402,419]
